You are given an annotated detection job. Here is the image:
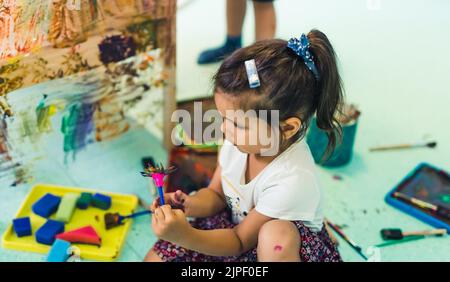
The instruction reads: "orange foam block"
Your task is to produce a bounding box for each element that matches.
[55,226,101,246]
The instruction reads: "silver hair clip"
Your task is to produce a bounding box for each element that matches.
[245,59,261,89]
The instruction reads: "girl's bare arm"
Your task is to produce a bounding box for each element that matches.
[183,165,227,218]
[181,209,273,256]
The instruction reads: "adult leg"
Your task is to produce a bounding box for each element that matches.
[227,0,247,37]
[253,0,276,41]
[197,0,246,64]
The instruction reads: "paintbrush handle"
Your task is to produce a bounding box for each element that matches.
[325,220,367,260]
[370,142,436,152]
[394,193,450,220]
[125,210,152,219]
[393,192,437,210]
[403,229,447,237]
[370,144,414,152]
[157,186,165,205]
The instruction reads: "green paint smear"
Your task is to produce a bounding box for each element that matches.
[441,195,450,203]
[36,97,55,133]
[61,104,81,154]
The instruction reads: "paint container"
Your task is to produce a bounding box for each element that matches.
[306,105,360,167]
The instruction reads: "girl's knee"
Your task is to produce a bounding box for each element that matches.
[257,220,301,262]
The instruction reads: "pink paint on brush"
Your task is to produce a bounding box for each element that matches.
[274,245,283,252]
[151,173,165,187]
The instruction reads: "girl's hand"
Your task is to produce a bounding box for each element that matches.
[152,205,192,244]
[150,189,190,213]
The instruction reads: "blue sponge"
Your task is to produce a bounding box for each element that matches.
[12,217,32,237]
[92,193,112,210]
[36,219,65,245]
[32,193,61,218]
[47,239,71,262]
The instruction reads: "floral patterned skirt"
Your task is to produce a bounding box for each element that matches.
[152,209,342,262]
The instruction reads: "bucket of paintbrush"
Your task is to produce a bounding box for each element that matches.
[307,104,361,167]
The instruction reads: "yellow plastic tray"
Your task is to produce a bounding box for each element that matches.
[2,184,139,261]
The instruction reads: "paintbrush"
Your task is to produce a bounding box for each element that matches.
[104,210,152,230]
[325,219,368,260]
[393,192,450,220]
[141,163,176,206]
[370,141,437,152]
[381,228,447,240]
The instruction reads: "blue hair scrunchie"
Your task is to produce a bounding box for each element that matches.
[287,34,320,80]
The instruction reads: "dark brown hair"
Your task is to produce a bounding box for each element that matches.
[213,29,344,160]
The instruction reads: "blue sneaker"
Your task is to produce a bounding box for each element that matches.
[197,35,242,65]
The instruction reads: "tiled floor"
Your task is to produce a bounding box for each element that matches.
[1,0,449,261]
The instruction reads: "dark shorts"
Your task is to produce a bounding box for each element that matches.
[152,210,342,262]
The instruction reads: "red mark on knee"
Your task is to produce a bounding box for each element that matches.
[274,245,283,252]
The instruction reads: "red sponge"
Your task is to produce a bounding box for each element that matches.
[55,226,101,246]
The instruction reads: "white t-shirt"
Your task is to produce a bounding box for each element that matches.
[219,138,324,232]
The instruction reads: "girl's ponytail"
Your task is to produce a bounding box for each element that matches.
[307,30,344,161]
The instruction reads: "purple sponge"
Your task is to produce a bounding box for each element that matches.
[32,193,61,218]
[12,217,32,237]
[36,219,65,245]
